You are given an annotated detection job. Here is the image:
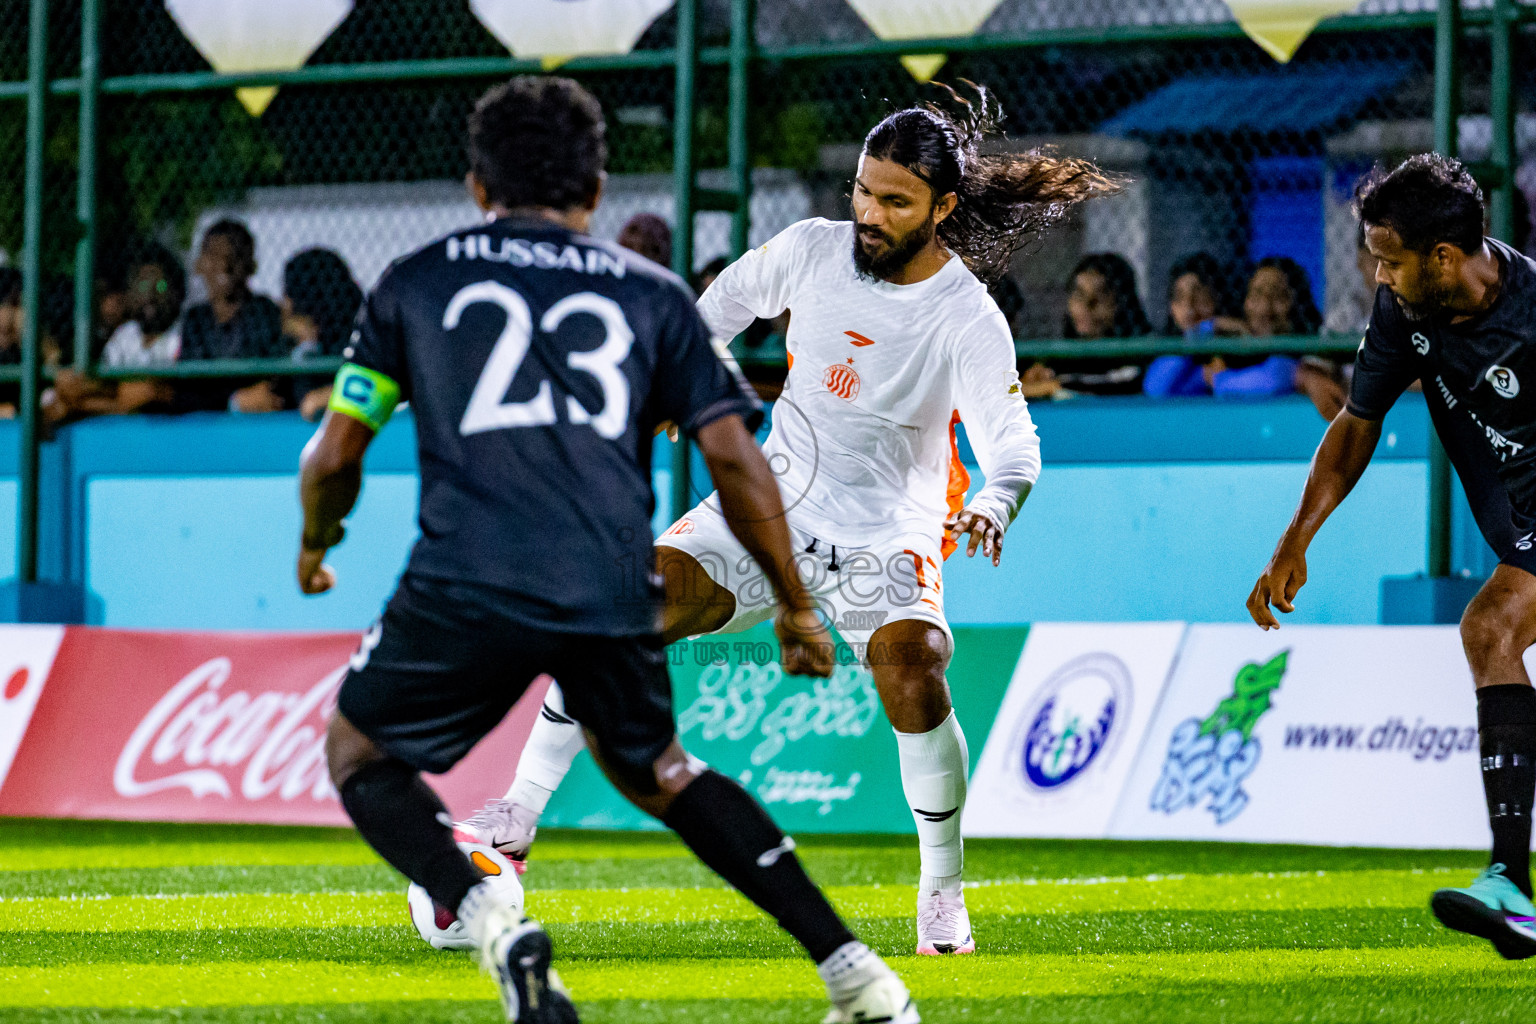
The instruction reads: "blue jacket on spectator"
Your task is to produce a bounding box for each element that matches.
[1143,354,1299,398]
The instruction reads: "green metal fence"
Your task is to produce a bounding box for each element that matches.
[2,0,1532,592]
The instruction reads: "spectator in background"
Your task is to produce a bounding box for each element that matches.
[695,255,728,296]
[101,243,185,370]
[1023,253,1149,398]
[179,219,285,412]
[1163,251,1245,338]
[50,242,184,420]
[1325,223,1380,337]
[0,268,22,417]
[93,250,131,352]
[616,212,672,267]
[1146,256,1320,401]
[989,274,1027,336]
[279,248,363,420]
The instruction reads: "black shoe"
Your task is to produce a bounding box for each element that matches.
[488,918,580,1023]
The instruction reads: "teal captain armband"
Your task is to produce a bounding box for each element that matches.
[329,363,401,431]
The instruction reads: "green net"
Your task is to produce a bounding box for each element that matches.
[1,0,1532,369]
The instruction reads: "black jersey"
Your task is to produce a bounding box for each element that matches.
[1349,238,1536,517]
[336,217,761,634]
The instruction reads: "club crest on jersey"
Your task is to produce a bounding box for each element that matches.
[1411,332,1430,355]
[824,361,861,401]
[1487,365,1520,399]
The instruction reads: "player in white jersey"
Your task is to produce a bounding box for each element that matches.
[434,85,1118,965]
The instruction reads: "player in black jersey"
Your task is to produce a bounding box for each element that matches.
[1249,154,1536,959]
[298,77,919,1023]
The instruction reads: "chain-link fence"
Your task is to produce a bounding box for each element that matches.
[1,1,1530,371]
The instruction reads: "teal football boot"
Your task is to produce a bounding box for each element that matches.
[1431,863,1536,960]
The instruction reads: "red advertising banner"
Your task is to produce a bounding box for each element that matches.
[0,627,548,825]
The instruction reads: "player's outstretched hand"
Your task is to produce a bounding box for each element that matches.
[298,545,337,595]
[944,507,1003,566]
[775,603,834,677]
[1247,544,1307,630]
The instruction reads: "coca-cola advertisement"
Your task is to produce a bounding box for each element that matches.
[0,627,548,825]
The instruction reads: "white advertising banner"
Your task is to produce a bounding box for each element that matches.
[0,626,65,794]
[1108,625,1489,849]
[963,623,1184,839]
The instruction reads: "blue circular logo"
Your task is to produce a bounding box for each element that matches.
[1012,654,1132,791]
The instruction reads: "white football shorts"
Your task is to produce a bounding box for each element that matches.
[657,494,952,661]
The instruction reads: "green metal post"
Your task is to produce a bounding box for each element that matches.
[74,0,99,374]
[16,0,48,585]
[1429,0,1460,579]
[670,0,699,520]
[728,0,755,258]
[1490,0,1516,245]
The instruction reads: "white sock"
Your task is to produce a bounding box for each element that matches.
[503,680,587,814]
[817,940,883,1002]
[895,709,968,884]
[456,877,516,946]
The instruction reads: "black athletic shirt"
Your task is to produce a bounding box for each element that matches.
[339,217,761,634]
[1349,238,1536,517]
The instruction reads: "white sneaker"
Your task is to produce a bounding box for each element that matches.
[916,887,975,956]
[458,799,540,871]
[823,970,920,1024]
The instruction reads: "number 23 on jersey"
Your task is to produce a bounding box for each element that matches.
[450,280,635,439]
[328,280,637,439]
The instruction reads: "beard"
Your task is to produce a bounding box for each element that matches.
[1394,264,1456,322]
[851,218,935,281]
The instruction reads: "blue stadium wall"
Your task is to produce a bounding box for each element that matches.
[0,394,1494,629]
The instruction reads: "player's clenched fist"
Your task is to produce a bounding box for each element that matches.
[297,545,337,595]
[776,602,834,677]
[1248,544,1307,630]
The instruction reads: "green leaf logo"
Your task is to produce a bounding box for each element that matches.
[1198,650,1288,743]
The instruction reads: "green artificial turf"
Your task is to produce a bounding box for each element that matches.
[0,819,1530,1023]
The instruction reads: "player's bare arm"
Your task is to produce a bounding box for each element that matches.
[695,412,834,677]
[297,411,375,595]
[1249,410,1381,628]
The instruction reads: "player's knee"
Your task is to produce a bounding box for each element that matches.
[1460,597,1522,670]
[325,713,384,789]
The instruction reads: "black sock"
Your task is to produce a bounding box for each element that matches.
[662,770,856,963]
[1477,685,1536,897]
[338,758,483,912]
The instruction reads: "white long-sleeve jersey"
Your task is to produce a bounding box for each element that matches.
[697,217,1041,548]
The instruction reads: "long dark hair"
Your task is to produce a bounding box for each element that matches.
[1252,256,1322,334]
[1063,252,1151,338]
[283,248,363,355]
[862,82,1122,284]
[1163,251,1241,335]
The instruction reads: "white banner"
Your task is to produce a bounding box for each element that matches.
[165,0,353,115]
[0,626,65,793]
[1108,625,1489,849]
[963,623,1184,839]
[470,0,674,60]
[843,0,1005,82]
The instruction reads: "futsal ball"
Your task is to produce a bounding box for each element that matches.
[407,830,525,951]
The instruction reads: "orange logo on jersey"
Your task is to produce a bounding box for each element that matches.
[824,362,861,401]
[844,330,876,347]
[662,520,696,537]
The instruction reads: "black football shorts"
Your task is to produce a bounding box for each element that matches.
[337,574,675,777]
[1429,396,1536,577]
